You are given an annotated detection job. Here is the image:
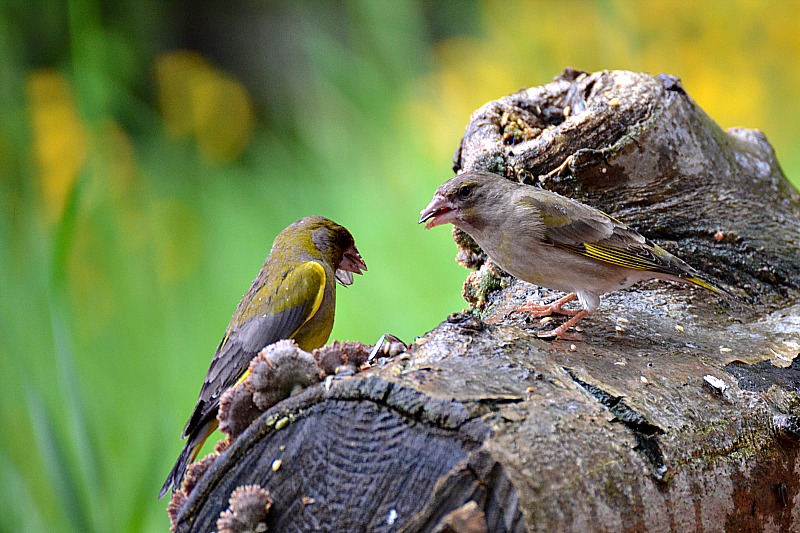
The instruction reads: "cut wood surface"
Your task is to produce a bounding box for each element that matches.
[171,70,800,532]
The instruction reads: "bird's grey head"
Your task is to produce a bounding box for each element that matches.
[419,171,513,234]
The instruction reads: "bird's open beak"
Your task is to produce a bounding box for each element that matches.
[419,193,456,230]
[335,245,367,286]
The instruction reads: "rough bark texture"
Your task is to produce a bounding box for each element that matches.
[171,70,800,532]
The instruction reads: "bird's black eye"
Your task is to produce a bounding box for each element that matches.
[458,185,472,198]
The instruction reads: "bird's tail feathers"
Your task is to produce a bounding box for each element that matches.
[158,429,208,499]
[682,274,738,302]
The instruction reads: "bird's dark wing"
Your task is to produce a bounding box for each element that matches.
[182,260,327,438]
[520,190,693,277]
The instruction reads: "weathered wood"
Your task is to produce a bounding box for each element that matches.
[171,70,800,532]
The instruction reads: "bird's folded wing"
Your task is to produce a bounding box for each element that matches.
[520,192,684,275]
[183,261,327,437]
[235,260,327,353]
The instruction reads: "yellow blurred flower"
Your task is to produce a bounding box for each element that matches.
[26,70,88,223]
[156,50,255,164]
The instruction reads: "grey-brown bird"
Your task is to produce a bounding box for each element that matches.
[159,216,366,498]
[419,170,730,339]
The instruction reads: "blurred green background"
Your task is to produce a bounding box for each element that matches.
[2,0,799,531]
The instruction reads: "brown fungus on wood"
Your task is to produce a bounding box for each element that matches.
[168,453,219,531]
[182,453,218,497]
[166,490,188,532]
[247,340,322,411]
[313,340,372,376]
[216,484,273,533]
[218,379,261,440]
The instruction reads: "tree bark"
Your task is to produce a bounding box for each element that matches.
[170,69,800,532]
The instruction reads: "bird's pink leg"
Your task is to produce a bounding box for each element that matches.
[513,293,581,317]
[537,310,589,340]
[511,293,589,340]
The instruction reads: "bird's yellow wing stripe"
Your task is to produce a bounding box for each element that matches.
[284,261,327,337]
[581,242,659,271]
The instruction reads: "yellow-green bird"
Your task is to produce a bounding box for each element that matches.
[159,216,366,498]
[419,170,731,339]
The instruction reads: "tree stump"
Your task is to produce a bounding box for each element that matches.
[170,70,800,532]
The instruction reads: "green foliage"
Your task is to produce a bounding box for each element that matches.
[1,1,798,531]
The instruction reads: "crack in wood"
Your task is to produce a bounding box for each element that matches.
[563,367,667,480]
